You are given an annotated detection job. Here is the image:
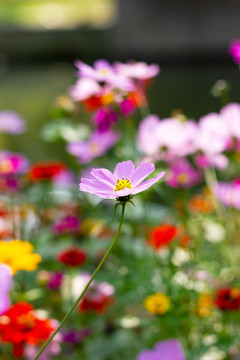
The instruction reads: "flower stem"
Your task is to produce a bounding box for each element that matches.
[34,202,126,360]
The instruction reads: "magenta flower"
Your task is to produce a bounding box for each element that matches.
[92,107,118,132]
[0,264,13,315]
[137,339,185,360]
[0,111,26,134]
[0,151,29,176]
[120,98,136,116]
[167,159,202,189]
[229,39,240,65]
[52,215,80,235]
[67,130,119,164]
[79,160,165,200]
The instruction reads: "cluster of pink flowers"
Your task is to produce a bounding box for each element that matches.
[137,103,240,188]
[67,60,159,164]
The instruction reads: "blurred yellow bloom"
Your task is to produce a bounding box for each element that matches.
[197,294,213,317]
[143,292,170,315]
[0,240,41,274]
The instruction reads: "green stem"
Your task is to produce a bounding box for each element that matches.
[34,202,126,360]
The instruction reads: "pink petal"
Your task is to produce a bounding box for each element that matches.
[90,168,116,186]
[114,160,135,179]
[131,162,155,187]
[115,188,133,197]
[132,171,165,195]
[80,178,113,192]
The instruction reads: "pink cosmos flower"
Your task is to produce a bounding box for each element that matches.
[220,103,240,144]
[0,264,13,315]
[167,159,202,189]
[114,61,160,80]
[212,179,240,209]
[79,160,165,200]
[137,115,161,156]
[75,59,135,91]
[67,130,119,164]
[69,78,101,102]
[0,111,26,134]
[229,39,240,65]
[137,339,185,360]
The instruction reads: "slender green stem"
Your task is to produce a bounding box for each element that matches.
[34,202,126,360]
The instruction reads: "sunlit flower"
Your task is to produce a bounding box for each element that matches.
[67,130,119,164]
[214,287,240,311]
[143,292,170,315]
[57,247,87,267]
[0,264,12,315]
[0,111,26,134]
[0,240,41,274]
[137,339,185,360]
[28,161,67,182]
[0,302,55,358]
[80,160,165,200]
[148,224,178,249]
[229,39,240,65]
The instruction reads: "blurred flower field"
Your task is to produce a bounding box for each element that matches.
[0,42,240,360]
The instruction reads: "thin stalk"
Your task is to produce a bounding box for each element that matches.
[34,202,126,360]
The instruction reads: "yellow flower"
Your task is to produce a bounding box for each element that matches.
[0,240,41,274]
[197,294,213,317]
[143,292,170,315]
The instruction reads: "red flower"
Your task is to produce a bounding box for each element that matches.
[148,224,178,249]
[0,302,55,358]
[214,287,240,311]
[28,161,67,182]
[57,247,87,267]
[79,293,114,313]
[83,96,102,112]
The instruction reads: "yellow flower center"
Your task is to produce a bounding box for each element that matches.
[99,69,108,75]
[89,142,100,154]
[115,177,132,192]
[0,160,13,174]
[178,173,189,184]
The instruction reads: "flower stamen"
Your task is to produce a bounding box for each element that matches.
[115,177,132,192]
